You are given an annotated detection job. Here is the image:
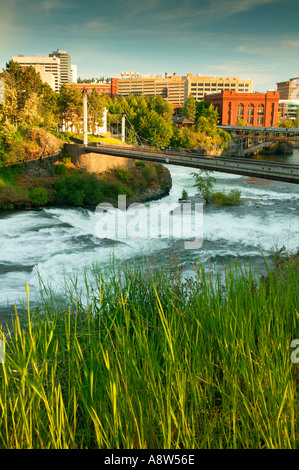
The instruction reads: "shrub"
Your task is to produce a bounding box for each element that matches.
[142,165,154,181]
[53,172,133,206]
[181,189,189,200]
[211,189,241,207]
[55,163,67,175]
[135,161,145,168]
[29,187,48,206]
[115,168,132,182]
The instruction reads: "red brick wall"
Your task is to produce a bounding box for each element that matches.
[66,83,112,96]
[205,90,280,127]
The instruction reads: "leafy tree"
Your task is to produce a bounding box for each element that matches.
[150,95,174,123]
[1,61,59,132]
[195,101,219,127]
[88,88,104,133]
[182,93,196,121]
[57,84,82,132]
[191,170,216,202]
[39,83,59,130]
[18,92,43,127]
[278,119,294,128]
[138,109,173,147]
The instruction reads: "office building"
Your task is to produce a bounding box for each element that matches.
[116,72,186,108]
[276,77,299,100]
[71,64,78,84]
[49,49,72,85]
[185,74,253,101]
[114,72,254,109]
[278,100,299,121]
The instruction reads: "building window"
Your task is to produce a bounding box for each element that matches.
[257,117,264,125]
[257,104,264,115]
[247,117,254,124]
[237,103,244,116]
[247,104,254,115]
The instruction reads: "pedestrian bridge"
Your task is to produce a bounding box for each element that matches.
[74,143,299,184]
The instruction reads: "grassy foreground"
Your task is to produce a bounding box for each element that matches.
[0,255,298,449]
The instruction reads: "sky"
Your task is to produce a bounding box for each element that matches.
[1,0,299,91]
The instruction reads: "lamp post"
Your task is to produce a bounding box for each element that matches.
[82,88,88,147]
[121,111,126,143]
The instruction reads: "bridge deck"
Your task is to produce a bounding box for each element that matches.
[83,144,299,184]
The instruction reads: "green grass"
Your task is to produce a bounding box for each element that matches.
[0,168,20,187]
[0,255,298,449]
[72,133,128,146]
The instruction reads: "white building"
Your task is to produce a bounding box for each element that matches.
[49,49,72,85]
[71,64,78,84]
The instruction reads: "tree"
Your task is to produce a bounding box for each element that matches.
[195,101,219,127]
[182,93,196,121]
[139,109,173,147]
[191,170,216,202]
[278,119,294,128]
[39,83,59,130]
[88,88,104,133]
[57,84,82,132]
[150,95,174,123]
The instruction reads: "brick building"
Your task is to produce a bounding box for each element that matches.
[66,78,118,98]
[205,90,280,127]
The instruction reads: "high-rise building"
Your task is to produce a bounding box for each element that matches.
[12,50,75,91]
[12,54,61,92]
[71,64,78,84]
[49,49,72,85]
[116,72,186,108]
[276,77,299,100]
[185,74,253,101]
[114,72,254,109]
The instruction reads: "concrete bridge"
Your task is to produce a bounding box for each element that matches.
[65,142,299,184]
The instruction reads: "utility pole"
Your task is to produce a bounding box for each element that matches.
[121,111,126,143]
[82,88,88,147]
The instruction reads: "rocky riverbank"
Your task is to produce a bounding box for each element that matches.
[0,129,172,211]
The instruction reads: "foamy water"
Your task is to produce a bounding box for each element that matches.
[0,151,298,319]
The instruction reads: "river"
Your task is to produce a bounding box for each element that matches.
[0,150,298,325]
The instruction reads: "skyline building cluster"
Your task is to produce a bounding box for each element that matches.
[6,49,299,125]
[12,50,77,92]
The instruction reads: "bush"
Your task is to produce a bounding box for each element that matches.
[29,187,48,206]
[115,168,132,182]
[211,189,241,207]
[142,165,154,181]
[135,161,145,168]
[181,189,189,200]
[55,163,67,175]
[53,172,133,207]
